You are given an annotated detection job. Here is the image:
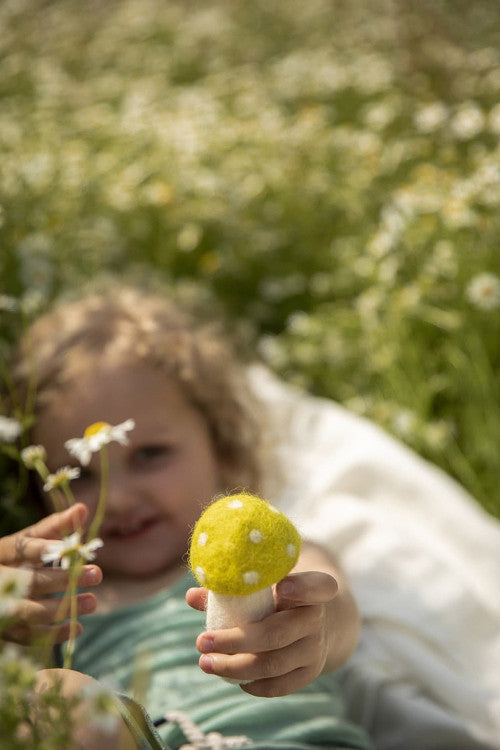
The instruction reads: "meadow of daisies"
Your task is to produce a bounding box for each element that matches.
[1,0,500,528]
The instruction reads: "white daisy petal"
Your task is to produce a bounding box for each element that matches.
[43,466,81,492]
[64,419,135,466]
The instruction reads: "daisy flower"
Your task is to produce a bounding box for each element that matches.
[21,444,47,469]
[41,532,103,570]
[0,416,23,444]
[466,272,500,311]
[64,419,135,466]
[43,466,81,492]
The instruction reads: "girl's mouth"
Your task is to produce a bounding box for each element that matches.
[103,516,160,540]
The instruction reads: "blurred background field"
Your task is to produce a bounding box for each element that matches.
[1,0,499,524]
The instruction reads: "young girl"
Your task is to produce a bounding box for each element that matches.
[2,283,372,749]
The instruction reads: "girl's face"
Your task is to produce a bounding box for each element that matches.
[33,362,225,578]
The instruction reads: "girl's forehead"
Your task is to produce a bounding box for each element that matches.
[36,362,196,438]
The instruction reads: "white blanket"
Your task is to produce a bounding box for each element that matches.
[250,365,500,750]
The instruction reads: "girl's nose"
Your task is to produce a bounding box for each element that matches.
[103,474,139,515]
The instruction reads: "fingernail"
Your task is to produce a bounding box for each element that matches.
[199,636,214,653]
[199,655,214,673]
[279,580,295,597]
[80,597,95,613]
[81,568,99,584]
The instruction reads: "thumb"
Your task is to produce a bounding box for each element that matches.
[0,505,89,566]
[275,572,338,611]
[186,586,208,612]
[24,504,88,540]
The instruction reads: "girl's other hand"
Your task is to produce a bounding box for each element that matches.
[0,504,102,645]
[186,570,339,698]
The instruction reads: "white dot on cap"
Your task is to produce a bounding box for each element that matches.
[198,532,208,546]
[196,566,206,583]
[249,529,263,543]
[286,544,296,557]
[227,499,243,509]
[243,571,259,585]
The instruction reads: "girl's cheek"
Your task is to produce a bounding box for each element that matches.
[71,485,99,513]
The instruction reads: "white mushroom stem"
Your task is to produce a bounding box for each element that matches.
[206,586,275,630]
[206,587,275,685]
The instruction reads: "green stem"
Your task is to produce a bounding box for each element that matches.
[63,560,81,669]
[87,445,109,542]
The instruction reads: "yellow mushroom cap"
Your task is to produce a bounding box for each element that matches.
[189,492,302,596]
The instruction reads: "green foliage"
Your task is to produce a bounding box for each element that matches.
[0,648,78,749]
[0,0,499,518]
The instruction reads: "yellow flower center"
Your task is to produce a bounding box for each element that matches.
[84,422,109,438]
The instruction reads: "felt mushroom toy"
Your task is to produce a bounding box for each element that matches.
[189,492,302,631]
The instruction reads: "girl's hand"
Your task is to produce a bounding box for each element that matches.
[186,571,339,698]
[0,504,102,646]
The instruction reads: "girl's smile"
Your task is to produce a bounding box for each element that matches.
[100,513,163,540]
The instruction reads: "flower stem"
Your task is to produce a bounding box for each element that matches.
[63,560,81,669]
[87,445,109,541]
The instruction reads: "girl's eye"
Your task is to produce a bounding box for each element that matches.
[134,445,171,463]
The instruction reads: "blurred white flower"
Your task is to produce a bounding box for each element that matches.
[425,240,457,279]
[0,416,22,443]
[450,103,485,140]
[21,444,47,469]
[392,409,418,438]
[177,223,202,252]
[0,294,19,312]
[363,100,397,131]
[65,419,135,466]
[43,466,81,492]
[355,288,385,320]
[466,273,500,310]
[286,311,314,335]
[414,102,449,133]
[0,566,31,617]
[367,231,394,258]
[41,532,103,570]
[20,152,54,191]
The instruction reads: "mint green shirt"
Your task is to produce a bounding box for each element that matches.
[72,572,372,750]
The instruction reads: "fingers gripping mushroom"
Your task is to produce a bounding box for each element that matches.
[189,492,302,632]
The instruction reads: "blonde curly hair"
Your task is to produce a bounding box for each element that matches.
[13,283,265,494]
